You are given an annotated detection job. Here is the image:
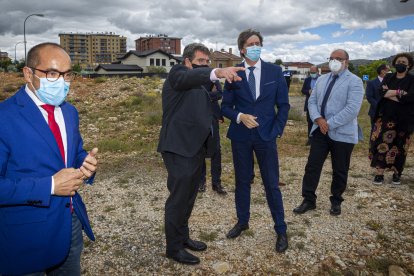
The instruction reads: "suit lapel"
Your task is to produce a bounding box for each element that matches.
[61,103,73,166]
[16,88,65,166]
[257,60,268,101]
[237,62,255,102]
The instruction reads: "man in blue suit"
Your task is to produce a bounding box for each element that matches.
[293,49,363,216]
[221,29,290,253]
[301,66,319,145]
[0,42,98,275]
[366,64,390,127]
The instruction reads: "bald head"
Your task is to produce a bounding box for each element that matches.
[309,66,318,73]
[23,42,72,93]
[27,42,70,68]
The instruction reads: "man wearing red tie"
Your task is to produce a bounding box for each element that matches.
[0,42,98,275]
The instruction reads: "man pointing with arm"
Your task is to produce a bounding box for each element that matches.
[158,42,244,265]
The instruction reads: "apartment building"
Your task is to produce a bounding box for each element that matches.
[0,50,10,62]
[59,32,127,69]
[135,34,181,55]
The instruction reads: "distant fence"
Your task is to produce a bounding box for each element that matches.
[82,72,169,79]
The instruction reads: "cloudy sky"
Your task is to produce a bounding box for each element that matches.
[1,0,413,65]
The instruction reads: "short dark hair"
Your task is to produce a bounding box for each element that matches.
[376,64,388,75]
[26,42,66,68]
[237,29,263,57]
[392,52,414,71]
[182,43,210,62]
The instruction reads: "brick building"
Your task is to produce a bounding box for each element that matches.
[135,34,181,55]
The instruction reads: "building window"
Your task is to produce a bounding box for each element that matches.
[219,63,223,68]
[156,58,160,66]
[170,61,175,66]
[150,58,154,66]
[162,59,166,66]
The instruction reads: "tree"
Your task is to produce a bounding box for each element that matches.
[348,62,356,74]
[0,59,12,72]
[358,60,388,80]
[72,63,82,73]
[274,59,283,65]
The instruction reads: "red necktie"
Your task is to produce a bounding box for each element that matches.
[41,105,73,213]
[41,104,65,164]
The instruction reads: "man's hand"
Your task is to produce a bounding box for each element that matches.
[80,148,98,179]
[240,114,259,129]
[215,67,245,83]
[53,168,84,196]
[315,117,329,134]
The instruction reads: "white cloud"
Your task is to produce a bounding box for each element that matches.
[332,30,354,38]
[0,0,413,62]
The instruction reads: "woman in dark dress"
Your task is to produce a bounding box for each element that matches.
[370,52,414,185]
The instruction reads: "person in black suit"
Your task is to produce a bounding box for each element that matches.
[301,66,319,145]
[157,43,244,265]
[366,64,390,128]
[199,80,227,195]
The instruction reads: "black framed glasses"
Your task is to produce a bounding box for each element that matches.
[30,67,76,82]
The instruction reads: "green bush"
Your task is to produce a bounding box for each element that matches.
[94,77,107,84]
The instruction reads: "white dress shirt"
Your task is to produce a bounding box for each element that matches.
[25,85,68,194]
[236,59,262,123]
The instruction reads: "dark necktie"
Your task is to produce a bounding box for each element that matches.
[320,74,339,118]
[248,66,256,100]
[41,104,65,163]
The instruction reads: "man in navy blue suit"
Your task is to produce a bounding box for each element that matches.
[301,66,319,145]
[366,64,390,127]
[221,29,290,252]
[0,43,98,275]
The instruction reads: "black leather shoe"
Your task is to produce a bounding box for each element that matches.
[226,223,249,239]
[330,204,341,216]
[198,182,206,192]
[293,201,316,214]
[276,233,288,252]
[184,239,207,251]
[166,249,200,265]
[212,184,227,195]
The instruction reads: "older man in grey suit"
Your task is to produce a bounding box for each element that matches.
[293,49,364,216]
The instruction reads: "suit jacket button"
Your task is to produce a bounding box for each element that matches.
[65,203,70,208]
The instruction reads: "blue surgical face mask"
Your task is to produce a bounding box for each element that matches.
[33,75,70,106]
[310,73,318,79]
[245,45,262,62]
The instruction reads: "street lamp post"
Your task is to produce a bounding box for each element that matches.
[24,13,44,64]
[14,41,24,64]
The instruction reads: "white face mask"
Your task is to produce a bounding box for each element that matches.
[329,59,343,73]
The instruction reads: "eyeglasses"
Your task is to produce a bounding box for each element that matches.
[29,67,76,82]
[193,58,211,65]
[328,57,346,62]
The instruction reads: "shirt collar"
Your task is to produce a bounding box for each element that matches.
[244,59,261,70]
[25,84,44,106]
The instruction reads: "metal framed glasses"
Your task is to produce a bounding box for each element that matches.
[327,57,346,62]
[30,67,76,82]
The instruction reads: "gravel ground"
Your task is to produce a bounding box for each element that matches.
[79,95,414,275]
